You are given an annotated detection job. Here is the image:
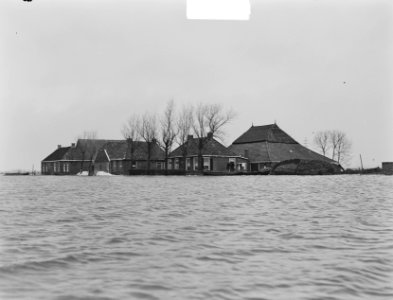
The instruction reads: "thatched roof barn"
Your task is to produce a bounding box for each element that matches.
[229,124,340,173]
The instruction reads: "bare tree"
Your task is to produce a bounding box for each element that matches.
[192,103,236,171]
[122,114,140,141]
[160,100,177,173]
[138,112,158,171]
[77,130,98,174]
[176,104,194,171]
[330,130,351,165]
[313,131,330,156]
[122,114,141,172]
[206,103,236,141]
[314,129,352,166]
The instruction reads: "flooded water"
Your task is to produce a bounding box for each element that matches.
[0,175,392,300]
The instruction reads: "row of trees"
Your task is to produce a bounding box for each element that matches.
[313,130,352,165]
[121,101,236,172]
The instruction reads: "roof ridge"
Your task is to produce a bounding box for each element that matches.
[251,124,276,128]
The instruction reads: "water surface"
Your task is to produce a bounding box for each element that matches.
[0,175,392,299]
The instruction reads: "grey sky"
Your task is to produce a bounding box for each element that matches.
[1,0,392,171]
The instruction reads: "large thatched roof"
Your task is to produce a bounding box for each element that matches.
[232,124,298,144]
[229,124,337,164]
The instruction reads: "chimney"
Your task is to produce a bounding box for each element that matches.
[57,145,62,149]
[71,143,76,148]
[207,132,213,139]
[244,149,249,158]
[187,134,193,140]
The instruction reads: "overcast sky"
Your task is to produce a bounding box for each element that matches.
[1,0,392,171]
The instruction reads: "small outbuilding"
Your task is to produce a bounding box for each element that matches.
[382,162,393,175]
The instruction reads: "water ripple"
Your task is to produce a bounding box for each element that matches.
[0,175,392,300]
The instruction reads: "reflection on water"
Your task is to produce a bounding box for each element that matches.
[0,175,392,300]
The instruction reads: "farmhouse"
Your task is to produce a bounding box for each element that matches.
[41,139,111,175]
[94,139,165,175]
[229,124,340,174]
[168,133,249,173]
[41,123,343,176]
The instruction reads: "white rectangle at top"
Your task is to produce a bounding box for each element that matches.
[187,0,251,20]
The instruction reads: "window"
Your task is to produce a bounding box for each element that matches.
[119,161,123,170]
[54,162,57,172]
[237,162,247,171]
[194,157,198,170]
[186,158,191,170]
[228,158,236,172]
[62,163,70,173]
[168,159,172,170]
[203,157,210,170]
[175,158,179,170]
[156,162,162,169]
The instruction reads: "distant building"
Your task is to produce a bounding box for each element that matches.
[168,133,249,173]
[229,124,340,173]
[41,139,111,175]
[42,139,165,175]
[94,139,165,175]
[382,162,393,175]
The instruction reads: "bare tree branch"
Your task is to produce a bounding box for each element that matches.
[206,104,236,141]
[192,103,208,139]
[315,129,352,165]
[331,130,352,165]
[192,103,237,171]
[176,104,194,147]
[139,112,157,143]
[176,104,194,171]
[138,112,158,171]
[160,100,177,172]
[121,114,140,140]
[313,131,330,156]
[77,130,98,174]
